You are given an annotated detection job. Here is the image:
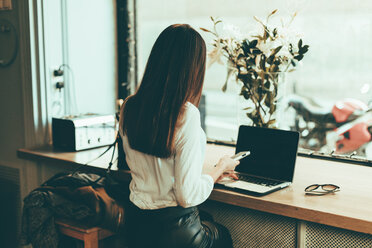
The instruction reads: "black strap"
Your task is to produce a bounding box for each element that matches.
[71,133,120,175]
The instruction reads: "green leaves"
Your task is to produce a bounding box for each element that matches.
[293,39,309,62]
[266,55,274,65]
[199,27,214,34]
[267,119,277,126]
[259,54,266,70]
[241,39,259,58]
[294,54,304,61]
[210,16,222,25]
[249,39,258,48]
[268,9,278,18]
[298,39,303,49]
[271,46,282,57]
[222,67,234,92]
[200,11,309,128]
[266,46,282,66]
[299,45,309,55]
[240,86,251,100]
[272,28,278,38]
[200,16,223,38]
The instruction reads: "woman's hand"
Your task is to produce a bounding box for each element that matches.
[215,155,240,172]
[214,156,239,182]
[216,170,239,183]
[205,155,240,183]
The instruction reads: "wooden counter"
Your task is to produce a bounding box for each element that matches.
[17,144,372,235]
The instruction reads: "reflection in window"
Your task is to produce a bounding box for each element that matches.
[136,0,372,162]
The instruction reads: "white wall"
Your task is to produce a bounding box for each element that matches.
[0,1,117,246]
[0,0,26,167]
[0,1,35,247]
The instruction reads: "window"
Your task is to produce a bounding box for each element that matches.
[43,0,117,118]
[136,0,372,164]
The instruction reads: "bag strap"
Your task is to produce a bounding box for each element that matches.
[72,133,120,176]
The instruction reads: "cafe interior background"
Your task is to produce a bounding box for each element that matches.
[1,0,372,247]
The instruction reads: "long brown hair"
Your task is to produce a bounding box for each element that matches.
[120,24,206,158]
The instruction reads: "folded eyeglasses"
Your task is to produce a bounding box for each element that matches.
[305,184,340,195]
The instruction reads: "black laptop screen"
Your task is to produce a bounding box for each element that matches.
[235,126,299,182]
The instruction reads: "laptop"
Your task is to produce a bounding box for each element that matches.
[217,125,299,196]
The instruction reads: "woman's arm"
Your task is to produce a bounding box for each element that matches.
[173,106,214,207]
[173,105,239,207]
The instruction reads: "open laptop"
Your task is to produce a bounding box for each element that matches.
[217,125,299,196]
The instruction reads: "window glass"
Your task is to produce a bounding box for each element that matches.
[137,0,372,161]
[44,0,117,117]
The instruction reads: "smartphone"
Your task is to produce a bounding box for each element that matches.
[231,151,251,161]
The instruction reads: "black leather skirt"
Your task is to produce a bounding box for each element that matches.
[124,202,233,248]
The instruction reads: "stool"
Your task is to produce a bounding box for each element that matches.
[56,220,115,248]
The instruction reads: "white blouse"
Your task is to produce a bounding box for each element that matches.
[120,102,214,209]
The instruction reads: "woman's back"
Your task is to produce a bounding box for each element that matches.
[121,102,213,209]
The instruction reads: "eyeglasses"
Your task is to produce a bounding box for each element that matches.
[305,184,340,195]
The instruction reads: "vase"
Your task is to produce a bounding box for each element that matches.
[237,72,288,129]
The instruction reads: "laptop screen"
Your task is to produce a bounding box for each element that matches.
[235,125,299,182]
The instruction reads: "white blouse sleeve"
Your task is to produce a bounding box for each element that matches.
[173,105,214,208]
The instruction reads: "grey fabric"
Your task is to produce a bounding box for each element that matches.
[20,189,96,248]
[20,172,110,248]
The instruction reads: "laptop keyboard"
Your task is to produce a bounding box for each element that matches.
[238,174,282,187]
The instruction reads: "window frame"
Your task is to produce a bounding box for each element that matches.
[117,0,137,100]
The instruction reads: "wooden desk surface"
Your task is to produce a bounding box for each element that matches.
[17,144,372,235]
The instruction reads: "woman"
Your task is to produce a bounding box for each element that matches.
[119,24,239,248]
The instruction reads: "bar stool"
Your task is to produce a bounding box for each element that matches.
[56,219,115,248]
